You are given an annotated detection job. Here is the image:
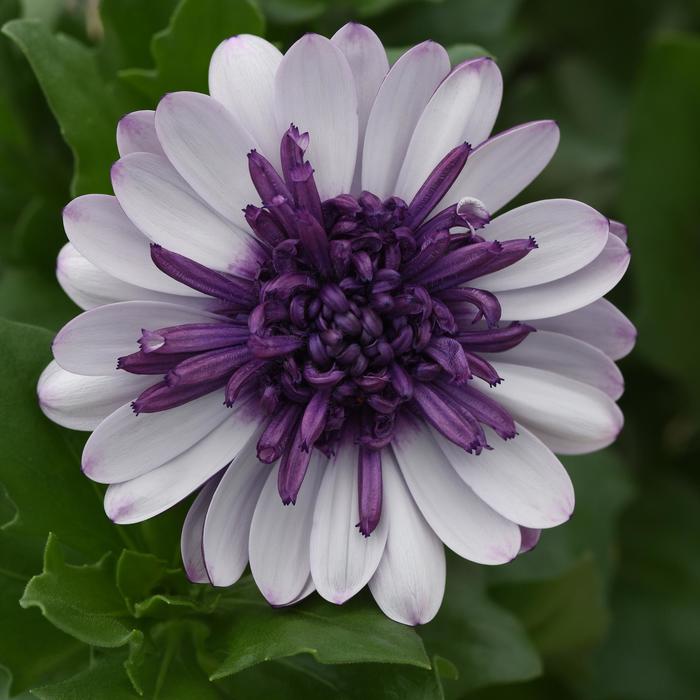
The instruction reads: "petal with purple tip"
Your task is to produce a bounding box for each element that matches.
[208,35,283,166]
[310,441,388,604]
[369,450,445,626]
[275,34,358,200]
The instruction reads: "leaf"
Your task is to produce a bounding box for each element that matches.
[2,19,133,196]
[31,655,140,700]
[0,531,86,696]
[0,265,78,331]
[98,0,179,73]
[0,319,122,556]
[491,555,608,660]
[622,34,700,403]
[420,559,542,699]
[120,0,265,101]
[116,551,167,608]
[208,578,430,679]
[20,534,140,648]
[583,478,700,700]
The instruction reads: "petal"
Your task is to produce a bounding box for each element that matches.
[331,23,389,192]
[203,436,271,587]
[519,527,541,553]
[497,233,630,320]
[53,300,219,376]
[362,41,450,198]
[440,120,560,215]
[473,199,609,291]
[395,57,503,202]
[63,194,201,296]
[485,330,624,400]
[38,361,152,431]
[368,450,445,626]
[83,390,230,484]
[486,362,624,455]
[392,418,521,564]
[208,35,283,165]
[155,91,259,227]
[431,423,574,529]
[310,440,388,604]
[249,451,326,606]
[116,110,165,157]
[104,401,260,522]
[528,298,636,361]
[57,244,213,311]
[181,472,223,584]
[111,152,261,275]
[274,34,358,200]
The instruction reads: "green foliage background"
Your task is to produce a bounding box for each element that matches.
[1,0,699,698]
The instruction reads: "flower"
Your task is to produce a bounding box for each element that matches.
[38,23,634,625]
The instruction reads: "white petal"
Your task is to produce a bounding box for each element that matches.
[249,451,326,606]
[472,199,609,291]
[83,391,230,484]
[278,576,316,607]
[331,23,389,193]
[56,243,213,311]
[53,300,219,376]
[63,194,200,296]
[440,120,560,215]
[395,57,503,202]
[368,451,445,626]
[310,441,388,604]
[528,298,636,361]
[38,361,152,431]
[155,91,259,227]
[209,35,283,166]
[104,402,260,522]
[116,110,165,157]
[181,473,223,584]
[203,436,271,587]
[497,233,630,320]
[485,330,624,400]
[392,419,521,564]
[274,34,358,200]
[112,152,261,275]
[362,41,450,198]
[486,362,623,455]
[431,424,574,529]
[608,219,628,243]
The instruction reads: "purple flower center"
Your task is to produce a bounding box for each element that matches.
[118,125,538,535]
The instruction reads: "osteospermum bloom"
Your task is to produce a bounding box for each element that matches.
[38,24,635,625]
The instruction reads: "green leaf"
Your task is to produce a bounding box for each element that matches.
[622,34,700,402]
[492,555,608,660]
[209,578,430,679]
[421,559,542,699]
[31,655,139,700]
[20,534,140,648]
[2,19,132,196]
[584,478,700,700]
[98,0,179,73]
[0,265,78,331]
[0,531,86,696]
[116,551,167,608]
[0,319,122,556]
[120,0,265,101]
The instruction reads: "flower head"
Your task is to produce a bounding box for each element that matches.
[39,24,634,624]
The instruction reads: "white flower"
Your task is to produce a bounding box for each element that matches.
[38,24,634,625]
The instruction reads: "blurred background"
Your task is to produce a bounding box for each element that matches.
[1,0,699,699]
